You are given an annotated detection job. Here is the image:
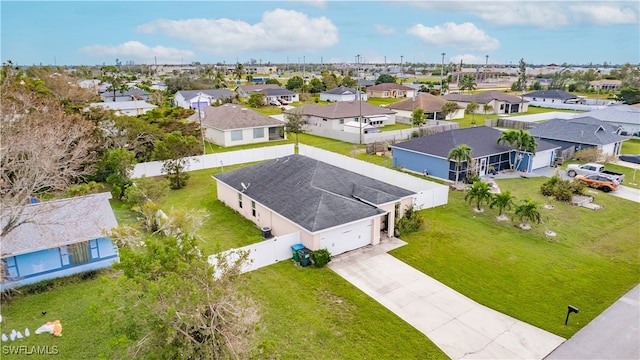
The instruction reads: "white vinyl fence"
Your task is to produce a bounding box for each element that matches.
[299,144,449,209]
[132,144,295,178]
[208,232,301,274]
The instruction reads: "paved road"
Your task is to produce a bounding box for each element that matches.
[611,184,640,203]
[546,284,640,360]
[329,239,565,359]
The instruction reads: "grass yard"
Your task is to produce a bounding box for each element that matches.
[391,177,640,339]
[622,138,640,154]
[367,97,404,106]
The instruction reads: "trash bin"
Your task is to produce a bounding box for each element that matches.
[297,248,312,267]
[291,244,305,263]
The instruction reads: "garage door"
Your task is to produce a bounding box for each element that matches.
[531,149,553,170]
[319,220,373,256]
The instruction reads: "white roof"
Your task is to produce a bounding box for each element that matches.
[1,193,118,257]
[90,101,157,111]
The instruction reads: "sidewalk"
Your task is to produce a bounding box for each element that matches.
[545,284,640,360]
[329,240,565,359]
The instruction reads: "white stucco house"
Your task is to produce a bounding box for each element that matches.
[319,86,367,102]
[174,89,235,109]
[89,100,157,116]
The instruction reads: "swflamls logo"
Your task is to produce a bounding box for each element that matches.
[2,345,59,355]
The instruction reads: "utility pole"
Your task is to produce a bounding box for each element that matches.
[359,84,363,145]
[400,55,403,77]
[440,53,446,96]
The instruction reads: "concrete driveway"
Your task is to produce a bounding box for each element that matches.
[329,240,564,359]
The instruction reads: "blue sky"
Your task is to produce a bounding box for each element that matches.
[2,1,639,66]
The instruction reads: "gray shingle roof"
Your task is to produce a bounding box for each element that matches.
[236,84,282,93]
[321,86,359,95]
[176,89,234,101]
[583,104,640,126]
[292,101,395,119]
[444,90,525,104]
[1,193,118,257]
[261,88,296,96]
[387,93,449,112]
[528,117,627,145]
[189,104,284,131]
[392,126,558,159]
[524,90,577,100]
[213,155,414,233]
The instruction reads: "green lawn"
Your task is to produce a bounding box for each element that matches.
[391,177,640,339]
[367,97,405,106]
[622,138,640,154]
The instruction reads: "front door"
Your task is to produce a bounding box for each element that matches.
[479,157,488,176]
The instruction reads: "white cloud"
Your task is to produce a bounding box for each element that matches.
[375,24,396,35]
[136,9,339,55]
[407,22,501,52]
[569,4,639,25]
[296,0,328,9]
[78,41,195,63]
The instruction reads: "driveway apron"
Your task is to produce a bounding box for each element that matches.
[329,241,565,359]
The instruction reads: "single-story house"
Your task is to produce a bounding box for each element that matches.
[77,79,101,93]
[89,100,157,116]
[174,89,235,109]
[235,84,283,98]
[188,104,285,147]
[213,154,415,255]
[386,93,465,120]
[291,101,397,131]
[100,87,149,102]
[1,192,119,290]
[366,83,417,98]
[589,80,622,92]
[581,104,640,135]
[391,126,560,181]
[260,88,299,104]
[357,79,376,87]
[528,116,627,157]
[444,90,529,114]
[523,90,580,104]
[319,86,367,102]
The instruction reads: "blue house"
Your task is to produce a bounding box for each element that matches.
[391,127,560,181]
[1,192,119,290]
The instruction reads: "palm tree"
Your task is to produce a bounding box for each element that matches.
[514,198,541,229]
[213,69,226,89]
[483,103,492,118]
[465,181,492,211]
[234,63,244,80]
[440,101,460,120]
[459,74,477,93]
[447,144,472,184]
[489,191,515,221]
[465,102,479,125]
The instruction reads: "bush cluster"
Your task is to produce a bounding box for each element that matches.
[395,206,424,236]
[541,174,585,202]
[311,249,331,268]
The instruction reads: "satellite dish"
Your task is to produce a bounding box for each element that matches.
[241,182,250,192]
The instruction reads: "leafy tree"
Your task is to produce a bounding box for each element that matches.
[489,191,515,217]
[212,69,226,89]
[246,74,254,83]
[153,131,201,189]
[440,101,460,120]
[100,65,131,102]
[321,70,339,90]
[548,69,572,90]
[447,144,472,184]
[529,81,542,91]
[341,75,357,88]
[616,87,640,105]
[459,75,477,93]
[234,63,244,80]
[248,92,265,108]
[514,198,541,228]
[308,78,324,93]
[265,78,281,86]
[100,148,136,199]
[107,211,258,359]
[284,109,306,148]
[122,175,170,208]
[512,58,527,92]
[465,181,492,211]
[483,103,492,117]
[286,76,304,91]
[376,74,396,84]
[411,108,425,127]
[465,102,479,125]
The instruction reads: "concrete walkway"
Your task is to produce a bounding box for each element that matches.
[546,284,640,360]
[329,239,565,359]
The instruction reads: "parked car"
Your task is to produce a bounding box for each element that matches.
[278,98,288,105]
[574,174,619,192]
[619,154,640,164]
[268,100,281,106]
[566,163,625,183]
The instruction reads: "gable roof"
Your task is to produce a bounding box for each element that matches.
[582,104,640,125]
[175,89,234,101]
[367,83,415,91]
[213,155,414,233]
[188,104,284,131]
[321,86,360,95]
[292,101,395,119]
[100,87,148,97]
[387,93,449,112]
[444,90,525,104]
[524,90,578,100]
[528,117,627,146]
[260,88,296,96]
[236,84,282,93]
[392,126,558,159]
[1,193,118,257]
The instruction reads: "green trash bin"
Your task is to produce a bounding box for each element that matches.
[291,244,304,263]
[297,248,312,267]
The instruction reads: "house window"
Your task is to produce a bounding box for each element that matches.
[338,119,344,124]
[322,118,327,121]
[384,91,389,97]
[253,127,264,139]
[231,130,243,141]
[69,242,90,265]
[238,193,243,208]
[3,257,18,277]
[251,201,256,217]
[500,104,505,110]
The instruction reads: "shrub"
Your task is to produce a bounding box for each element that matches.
[311,249,331,268]
[540,173,585,202]
[466,172,481,184]
[574,148,602,162]
[395,206,424,236]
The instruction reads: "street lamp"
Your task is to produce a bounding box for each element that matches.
[440,52,445,96]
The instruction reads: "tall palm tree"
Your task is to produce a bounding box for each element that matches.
[466,102,479,125]
[459,74,477,93]
[514,198,541,229]
[213,69,226,89]
[497,129,537,170]
[234,63,244,80]
[465,181,492,211]
[483,103,492,118]
[489,191,515,220]
[447,144,472,184]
